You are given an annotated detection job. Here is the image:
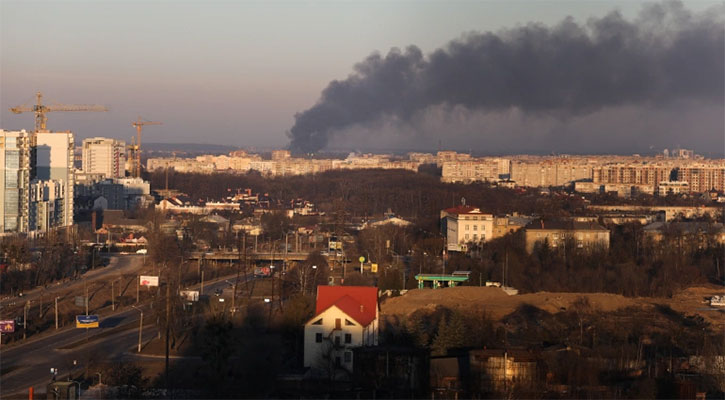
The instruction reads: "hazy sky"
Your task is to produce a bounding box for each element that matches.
[1,0,722,154]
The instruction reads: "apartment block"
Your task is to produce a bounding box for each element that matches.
[441,158,510,183]
[33,131,75,230]
[0,130,32,233]
[524,219,610,253]
[676,165,725,193]
[511,158,594,187]
[82,137,126,178]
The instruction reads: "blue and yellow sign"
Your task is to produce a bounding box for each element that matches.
[75,315,99,328]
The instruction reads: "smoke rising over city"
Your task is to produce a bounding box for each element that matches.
[288,1,724,154]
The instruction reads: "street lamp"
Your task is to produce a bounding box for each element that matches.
[310,265,318,295]
[130,305,144,353]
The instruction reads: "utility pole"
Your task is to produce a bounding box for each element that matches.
[132,306,143,352]
[165,270,171,396]
[136,275,140,303]
[200,271,205,296]
[85,279,89,316]
[23,301,28,340]
[55,297,59,330]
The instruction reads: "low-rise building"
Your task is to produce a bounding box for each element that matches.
[441,206,494,252]
[642,221,725,248]
[524,219,610,253]
[304,286,379,378]
[658,181,690,196]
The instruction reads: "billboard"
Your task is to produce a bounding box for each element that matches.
[180,290,199,302]
[140,275,159,287]
[74,296,88,307]
[76,315,99,328]
[0,320,15,333]
[254,266,271,277]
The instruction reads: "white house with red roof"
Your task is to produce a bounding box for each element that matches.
[440,205,494,252]
[303,286,379,376]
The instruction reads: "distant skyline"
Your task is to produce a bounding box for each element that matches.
[1,0,723,154]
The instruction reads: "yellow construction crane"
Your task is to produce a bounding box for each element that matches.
[9,91,107,132]
[132,117,162,178]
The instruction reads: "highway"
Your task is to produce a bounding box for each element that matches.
[0,254,146,309]
[0,272,250,397]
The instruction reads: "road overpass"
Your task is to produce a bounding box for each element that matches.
[188,251,310,262]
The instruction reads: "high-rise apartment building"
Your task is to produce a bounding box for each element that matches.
[0,130,32,233]
[32,131,75,231]
[82,137,126,178]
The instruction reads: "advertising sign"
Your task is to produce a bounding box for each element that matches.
[180,290,199,302]
[75,315,99,328]
[139,275,159,287]
[371,263,378,273]
[0,320,15,333]
[74,296,88,307]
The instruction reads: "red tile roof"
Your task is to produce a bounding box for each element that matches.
[443,205,483,215]
[315,286,378,327]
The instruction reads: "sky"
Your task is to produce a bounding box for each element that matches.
[1,0,723,154]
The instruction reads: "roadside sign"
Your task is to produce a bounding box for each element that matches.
[0,320,15,333]
[76,315,99,328]
[140,275,159,287]
[358,256,365,263]
[74,296,88,308]
[371,263,378,273]
[254,266,271,277]
[180,290,199,302]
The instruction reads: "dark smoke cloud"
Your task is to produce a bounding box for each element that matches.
[288,1,724,153]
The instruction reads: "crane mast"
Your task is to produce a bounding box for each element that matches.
[132,117,162,178]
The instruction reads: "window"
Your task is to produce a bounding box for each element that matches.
[335,336,341,346]
[344,333,352,343]
[465,234,469,240]
[335,318,341,330]
[344,351,352,363]
[473,234,478,240]
[465,225,470,230]
[312,318,322,325]
[345,319,355,326]
[473,225,477,231]
[315,333,322,343]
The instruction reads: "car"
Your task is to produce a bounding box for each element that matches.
[136,249,148,255]
[214,288,223,297]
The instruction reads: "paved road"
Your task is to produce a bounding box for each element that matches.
[0,305,156,398]
[0,272,252,397]
[0,254,146,309]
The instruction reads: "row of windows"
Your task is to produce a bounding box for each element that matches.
[460,215,490,220]
[311,317,356,327]
[315,332,352,344]
[464,233,485,241]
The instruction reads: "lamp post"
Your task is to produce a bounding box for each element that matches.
[311,265,317,295]
[131,305,143,353]
[54,296,59,330]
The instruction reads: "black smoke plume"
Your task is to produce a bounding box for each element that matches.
[288,1,724,153]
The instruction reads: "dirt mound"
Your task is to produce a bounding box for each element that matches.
[381,285,725,324]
